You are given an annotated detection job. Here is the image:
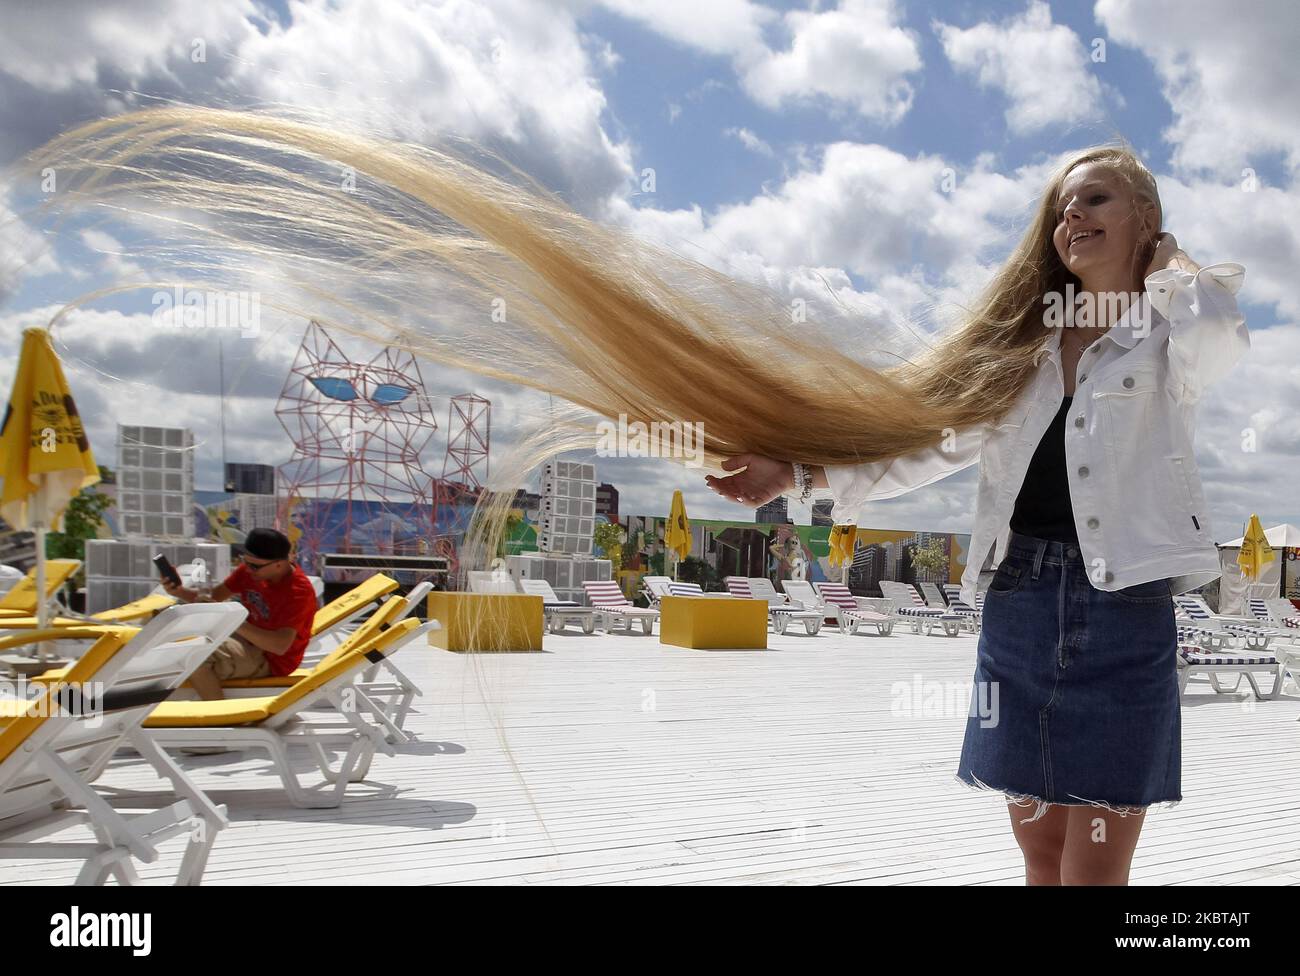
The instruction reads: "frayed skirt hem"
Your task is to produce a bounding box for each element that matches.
[955,771,1181,824]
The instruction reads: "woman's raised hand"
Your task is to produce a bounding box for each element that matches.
[704,453,794,508]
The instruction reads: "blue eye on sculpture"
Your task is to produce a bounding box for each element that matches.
[369,383,412,405]
[308,376,358,401]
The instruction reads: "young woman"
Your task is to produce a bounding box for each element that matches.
[705,150,1248,885]
[19,113,1245,885]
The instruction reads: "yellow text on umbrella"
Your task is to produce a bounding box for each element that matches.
[0,328,99,531]
[1238,513,1275,580]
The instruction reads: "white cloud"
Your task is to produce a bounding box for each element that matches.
[724,126,774,157]
[595,0,773,59]
[1150,174,1300,320]
[0,188,59,304]
[934,0,1105,135]
[598,0,922,124]
[1187,321,1300,532]
[79,229,145,280]
[739,0,921,123]
[1096,0,1300,179]
[228,0,635,211]
[0,0,258,92]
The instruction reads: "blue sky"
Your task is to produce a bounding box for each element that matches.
[1,0,1298,540]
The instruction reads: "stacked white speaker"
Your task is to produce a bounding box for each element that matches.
[116,424,195,539]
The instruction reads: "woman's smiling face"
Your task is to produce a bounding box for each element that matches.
[1051,162,1156,287]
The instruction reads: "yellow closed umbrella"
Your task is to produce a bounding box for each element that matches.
[665,489,691,581]
[826,524,854,567]
[828,524,857,582]
[0,328,100,632]
[1238,513,1275,580]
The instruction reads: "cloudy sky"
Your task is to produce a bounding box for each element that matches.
[1,0,1298,541]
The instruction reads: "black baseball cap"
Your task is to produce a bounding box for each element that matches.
[242,527,292,561]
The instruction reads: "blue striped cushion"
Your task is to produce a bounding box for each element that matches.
[1179,649,1277,666]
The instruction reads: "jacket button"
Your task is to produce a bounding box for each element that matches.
[1079,374,1088,383]
[1074,416,1084,428]
[1078,466,1089,477]
[1087,517,1099,529]
[1123,376,1135,388]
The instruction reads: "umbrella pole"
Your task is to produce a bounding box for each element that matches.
[35,524,50,661]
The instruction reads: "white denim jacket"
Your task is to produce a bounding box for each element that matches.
[812,263,1248,609]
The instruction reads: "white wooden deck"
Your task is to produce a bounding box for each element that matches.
[5,623,1300,885]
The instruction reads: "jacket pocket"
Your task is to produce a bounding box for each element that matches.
[1093,362,1159,397]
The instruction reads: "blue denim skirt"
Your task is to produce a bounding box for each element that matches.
[956,530,1182,823]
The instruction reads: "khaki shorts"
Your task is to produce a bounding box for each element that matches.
[205,635,272,681]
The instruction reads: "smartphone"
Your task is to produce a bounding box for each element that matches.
[153,553,182,588]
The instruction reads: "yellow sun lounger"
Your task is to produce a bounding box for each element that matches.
[0,603,247,885]
[208,593,422,744]
[31,573,404,686]
[143,617,432,809]
[305,573,400,650]
[0,591,178,629]
[0,559,82,620]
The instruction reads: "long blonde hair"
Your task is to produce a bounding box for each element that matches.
[11,108,1162,581]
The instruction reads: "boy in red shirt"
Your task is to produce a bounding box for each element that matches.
[161,528,319,700]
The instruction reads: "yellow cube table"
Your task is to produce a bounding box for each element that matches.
[659,595,768,650]
[426,592,545,652]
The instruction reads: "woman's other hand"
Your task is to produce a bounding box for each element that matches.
[1145,232,1199,277]
[704,454,794,508]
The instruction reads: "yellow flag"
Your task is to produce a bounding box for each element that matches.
[665,490,691,561]
[1238,514,1275,580]
[0,328,99,530]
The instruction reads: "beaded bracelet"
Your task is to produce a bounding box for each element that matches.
[792,461,813,503]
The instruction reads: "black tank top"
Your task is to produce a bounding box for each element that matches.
[1009,396,1079,544]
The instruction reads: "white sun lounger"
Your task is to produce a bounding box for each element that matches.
[640,576,674,608]
[0,603,246,885]
[941,583,983,633]
[724,577,823,636]
[1176,640,1286,701]
[582,581,658,635]
[879,581,964,637]
[144,618,433,808]
[781,580,893,636]
[519,579,601,634]
[1174,595,1276,650]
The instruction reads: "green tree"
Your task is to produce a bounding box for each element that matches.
[678,555,720,591]
[907,537,949,579]
[593,520,626,574]
[45,466,114,590]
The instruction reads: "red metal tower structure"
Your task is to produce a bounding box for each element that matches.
[431,394,491,577]
[275,320,438,571]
